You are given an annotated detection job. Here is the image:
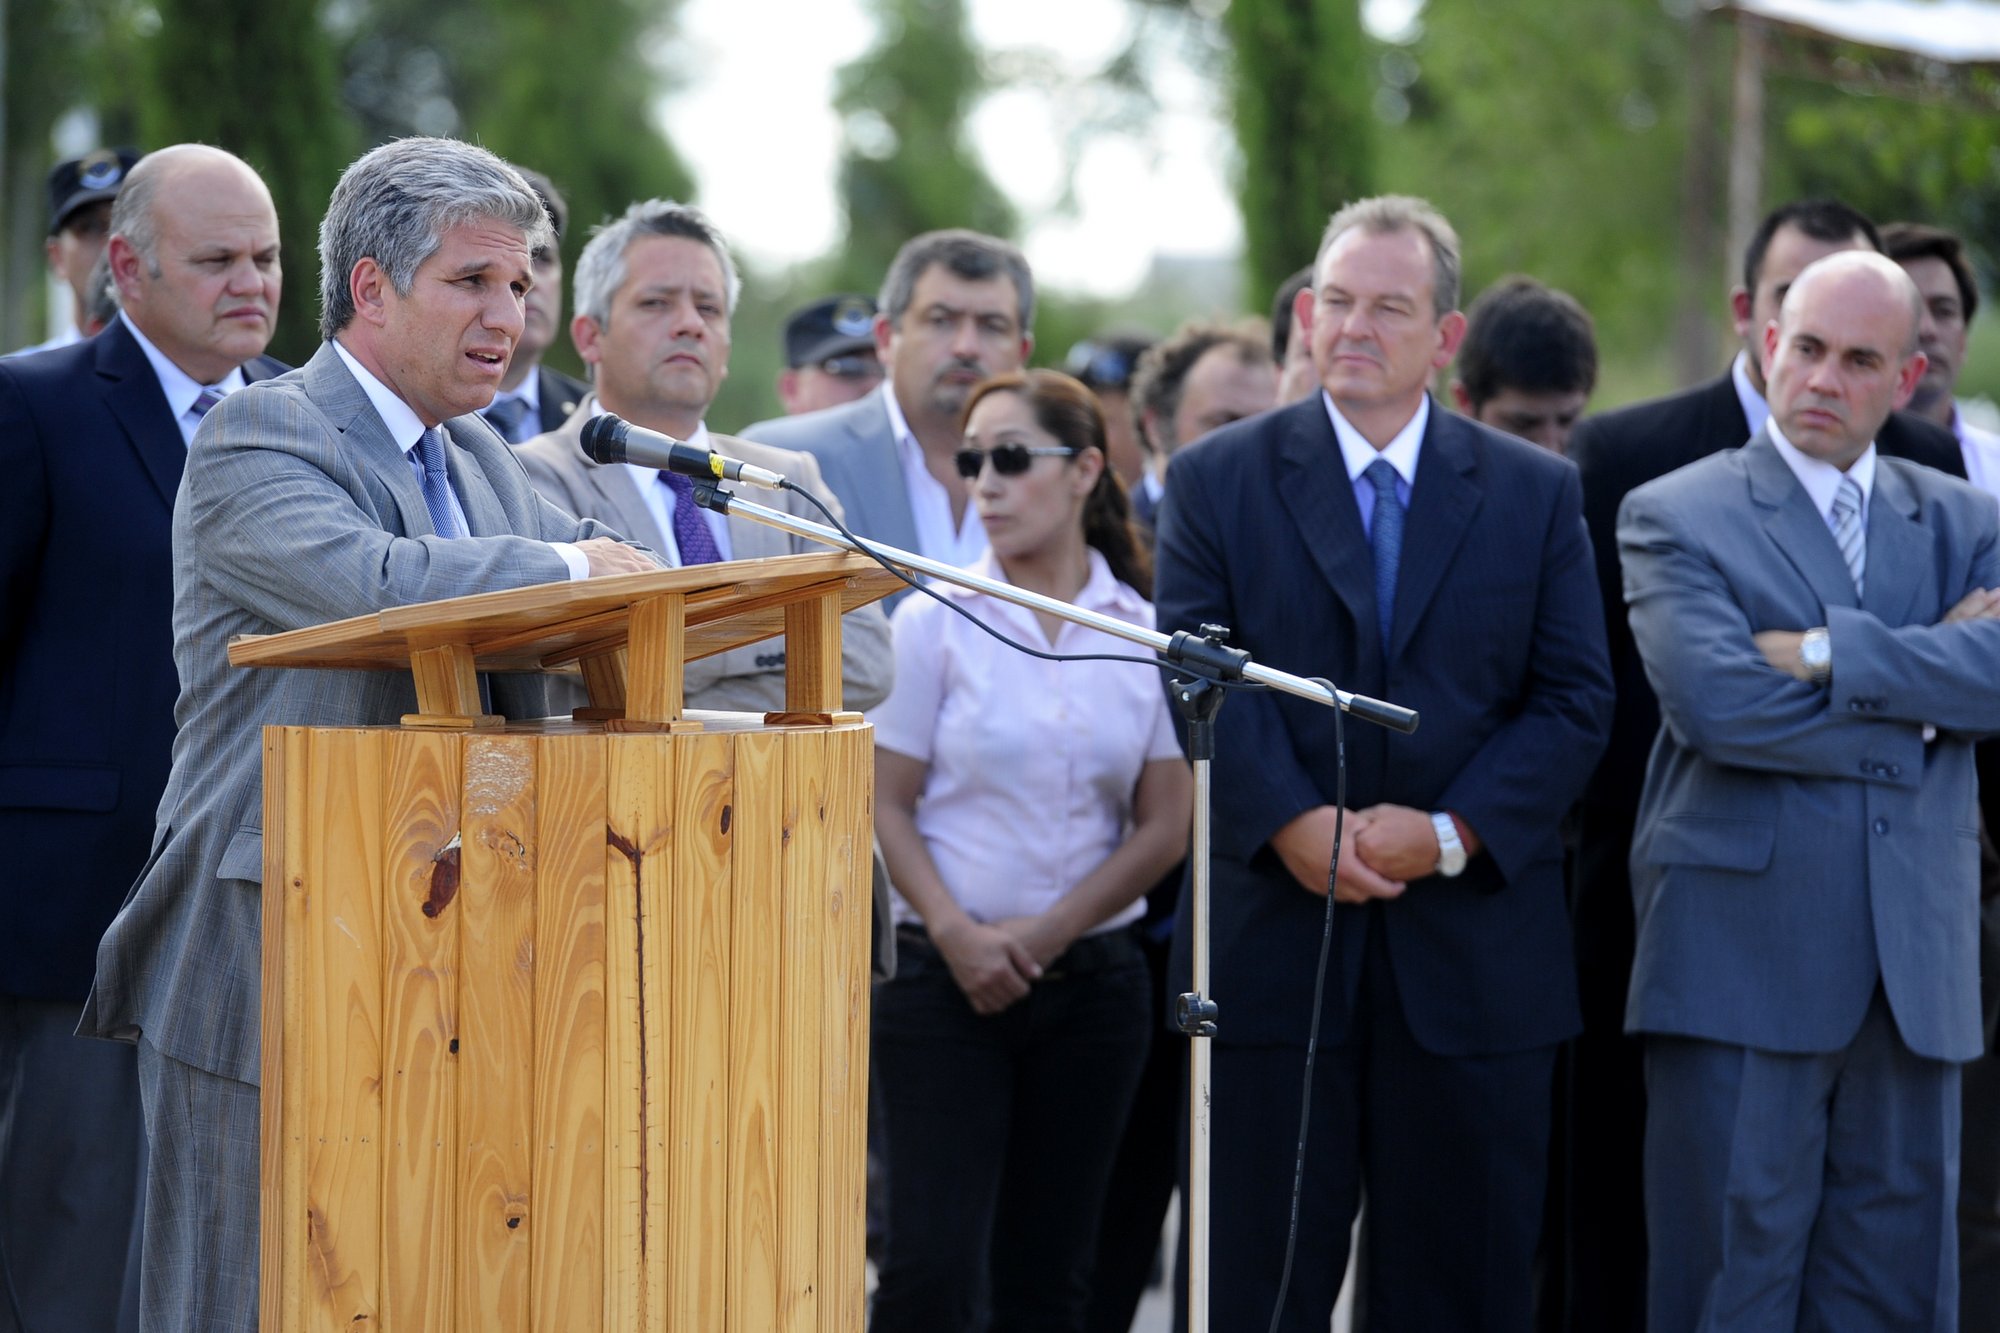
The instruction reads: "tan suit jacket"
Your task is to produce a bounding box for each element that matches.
[516,399,894,713]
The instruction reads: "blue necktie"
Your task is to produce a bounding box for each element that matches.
[483,395,532,445]
[416,428,462,539]
[1366,457,1404,645]
[660,472,721,565]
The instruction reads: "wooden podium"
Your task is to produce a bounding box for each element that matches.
[239,552,902,1333]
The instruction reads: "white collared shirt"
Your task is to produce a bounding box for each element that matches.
[1767,419,1876,534]
[1731,351,1771,442]
[613,417,734,566]
[1324,390,1431,536]
[331,339,588,579]
[121,311,248,446]
[1952,404,2000,507]
[883,382,988,567]
[868,548,1181,933]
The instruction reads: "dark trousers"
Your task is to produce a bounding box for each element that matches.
[1962,895,2000,1333]
[1085,922,1182,1333]
[1178,913,1557,1333]
[0,995,143,1333]
[870,926,1151,1333]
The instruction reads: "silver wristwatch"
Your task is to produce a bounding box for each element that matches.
[1799,626,1832,685]
[1431,811,1467,878]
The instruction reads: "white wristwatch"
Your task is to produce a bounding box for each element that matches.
[1431,811,1467,878]
[1799,626,1832,685]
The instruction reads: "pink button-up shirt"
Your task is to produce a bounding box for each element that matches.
[869,549,1183,935]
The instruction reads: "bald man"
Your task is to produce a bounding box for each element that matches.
[0,144,285,1333]
[1619,251,2000,1330]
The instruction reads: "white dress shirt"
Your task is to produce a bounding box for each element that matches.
[868,549,1181,934]
[883,382,988,567]
[1325,390,1431,535]
[1767,420,1876,534]
[1732,351,1771,442]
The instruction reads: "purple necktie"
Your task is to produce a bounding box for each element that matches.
[660,471,720,565]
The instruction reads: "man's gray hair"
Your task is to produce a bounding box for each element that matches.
[879,229,1035,332]
[1314,195,1462,317]
[318,137,552,340]
[572,198,741,326]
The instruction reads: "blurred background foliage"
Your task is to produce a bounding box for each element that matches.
[3,0,1994,427]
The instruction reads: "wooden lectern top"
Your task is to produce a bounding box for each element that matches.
[227,550,904,732]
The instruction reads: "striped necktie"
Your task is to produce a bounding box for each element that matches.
[1829,474,1865,597]
[187,385,224,431]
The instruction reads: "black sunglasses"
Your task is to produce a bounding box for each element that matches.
[954,443,1079,479]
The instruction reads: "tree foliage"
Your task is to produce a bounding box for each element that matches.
[1222,0,1376,306]
[831,0,1017,293]
[144,0,352,363]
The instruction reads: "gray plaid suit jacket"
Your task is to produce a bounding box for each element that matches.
[83,341,649,1084]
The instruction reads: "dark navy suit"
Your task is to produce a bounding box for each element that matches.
[1155,394,1612,1330]
[0,318,282,1331]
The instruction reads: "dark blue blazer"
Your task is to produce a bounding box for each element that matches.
[0,320,283,1000]
[1156,395,1613,1055]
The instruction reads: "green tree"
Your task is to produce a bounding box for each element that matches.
[831,0,1017,293]
[1222,0,1376,306]
[142,0,353,363]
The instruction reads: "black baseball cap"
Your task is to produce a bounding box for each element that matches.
[784,295,878,368]
[48,148,141,234]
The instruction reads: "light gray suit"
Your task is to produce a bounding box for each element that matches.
[82,342,649,1331]
[515,399,893,714]
[1618,428,2000,1330]
[743,388,923,606]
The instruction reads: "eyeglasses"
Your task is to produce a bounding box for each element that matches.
[954,443,1079,479]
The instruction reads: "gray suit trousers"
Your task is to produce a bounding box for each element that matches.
[136,1040,258,1333]
[1644,989,1960,1333]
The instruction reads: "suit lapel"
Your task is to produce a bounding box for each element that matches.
[1273,400,1372,634]
[305,344,432,538]
[1859,461,1926,627]
[96,321,187,509]
[1388,411,1482,661]
[1744,433,1860,614]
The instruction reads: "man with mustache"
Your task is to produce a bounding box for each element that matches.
[81,136,657,1332]
[0,143,285,1333]
[745,229,1035,605]
[1619,249,2000,1331]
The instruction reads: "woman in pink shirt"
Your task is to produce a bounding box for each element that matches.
[867,370,1194,1332]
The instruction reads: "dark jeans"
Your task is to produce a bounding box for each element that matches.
[870,925,1151,1333]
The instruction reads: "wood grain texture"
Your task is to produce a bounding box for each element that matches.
[457,735,539,1331]
[626,594,688,726]
[777,730,826,1333]
[302,730,387,1331]
[819,726,872,1333]
[726,731,784,1333]
[531,734,608,1333]
[667,732,734,1328]
[782,594,845,715]
[378,731,462,1332]
[604,735,676,1330]
[260,727,310,1333]
[410,643,484,718]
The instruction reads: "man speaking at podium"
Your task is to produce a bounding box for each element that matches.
[83,137,657,1332]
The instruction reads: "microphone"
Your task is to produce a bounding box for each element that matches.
[578,413,788,490]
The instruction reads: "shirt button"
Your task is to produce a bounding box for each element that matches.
[1873,817,1890,835]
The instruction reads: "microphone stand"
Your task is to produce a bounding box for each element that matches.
[691,480,1417,1333]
